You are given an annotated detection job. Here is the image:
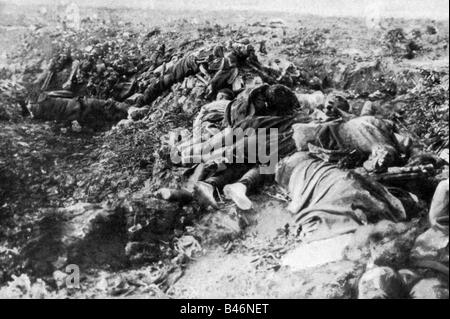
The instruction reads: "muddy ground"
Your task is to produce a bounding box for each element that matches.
[0,3,448,298]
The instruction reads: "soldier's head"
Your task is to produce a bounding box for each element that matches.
[324,92,350,118]
[265,84,299,116]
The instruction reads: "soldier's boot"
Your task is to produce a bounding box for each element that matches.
[223,182,252,211]
[194,181,219,209]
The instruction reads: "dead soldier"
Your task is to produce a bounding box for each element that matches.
[26,45,138,126]
[137,42,261,106]
[28,92,129,126]
[162,85,437,217]
[158,83,304,209]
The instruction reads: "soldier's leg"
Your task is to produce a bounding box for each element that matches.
[29,93,81,122]
[223,166,271,210]
[62,59,80,91]
[194,164,251,209]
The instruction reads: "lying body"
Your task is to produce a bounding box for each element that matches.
[275,151,407,242]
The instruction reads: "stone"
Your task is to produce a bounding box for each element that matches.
[276,260,364,299]
[358,266,404,299]
[128,106,149,121]
[410,278,449,299]
[344,220,420,269]
[411,227,449,261]
[282,233,352,271]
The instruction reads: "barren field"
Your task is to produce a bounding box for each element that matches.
[0,2,448,298]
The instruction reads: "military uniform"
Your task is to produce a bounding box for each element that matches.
[29,92,128,125]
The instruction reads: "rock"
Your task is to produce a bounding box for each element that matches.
[440,149,449,164]
[344,220,421,269]
[128,106,149,121]
[115,119,134,129]
[411,227,449,262]
[358,267,404,299]
[0,274,53,299]
[125,93,144,104]
[52,270,68,289]
[22,203,128,275]
[282,233,352,271]
[276,260,364,299]
[410,278,449,299]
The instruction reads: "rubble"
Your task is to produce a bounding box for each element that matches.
[357,266,404,299]
[343,220,423,269]
[409,278,449,299]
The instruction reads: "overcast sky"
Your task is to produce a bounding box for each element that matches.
[4,0,450,19]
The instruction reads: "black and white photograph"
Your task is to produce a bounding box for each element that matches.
[0,0,448,303]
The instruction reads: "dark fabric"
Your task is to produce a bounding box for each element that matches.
[172,55,199,82]
[32,94,81,121]
[238,166,271,191]
[292,116,402,164]
[210,67,238,93]
[336,116,400,155]
[224,84,300,128]
[139,54,200,105]
[31,94,127,123]
[205,164,252,189]
[181,115,301,165]
[193,100,230,140]
[112,79,136,101]
[275,151,407,242]
[228,44,259,68]
[80,98,128,123]
[148,45,166,72]
[208,57,226,72]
